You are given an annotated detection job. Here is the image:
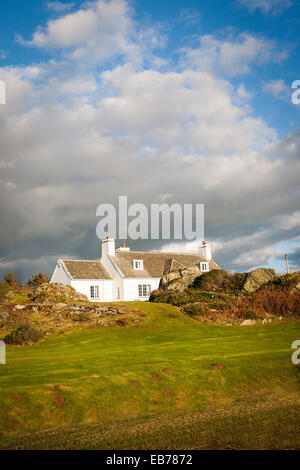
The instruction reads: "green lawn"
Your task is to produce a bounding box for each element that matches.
[0,302,299,449]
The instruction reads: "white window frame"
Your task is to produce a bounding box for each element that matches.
[90,285,100,299]
[133,260,144,270]
[200,262,209,272]
[138,284,151,297]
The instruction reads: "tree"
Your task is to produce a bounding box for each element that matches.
[27,272,49,288]
[4,271,21,287]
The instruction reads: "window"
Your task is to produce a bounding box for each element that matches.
[90,285,100,299]
[138,284,151,297]
[116,287,120,299]
[200,262,209,272]
[133,260,144,270]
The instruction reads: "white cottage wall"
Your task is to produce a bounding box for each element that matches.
[71,279,113,302]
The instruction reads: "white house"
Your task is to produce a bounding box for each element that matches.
[50,238,219,302]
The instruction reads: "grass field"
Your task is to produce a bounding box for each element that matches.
[0,302,299,449]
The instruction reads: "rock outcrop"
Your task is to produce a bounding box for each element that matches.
[240,319,256,326]
[242,268,277,293]
[160,266,202,292]
[29,283,88,303]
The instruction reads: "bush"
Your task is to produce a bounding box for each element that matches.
[244,309,259,320]
[4,272,21,287]
[183,303,206,316]
[224,290,300,319]
[4,324,44,345]
[191,269,246,292]
[149,290,172,303]
[28,272,49,287]
[0,281,12,298]
[30,290,47,302]
[149,290,190,306]
[262,273,300,292]
[250,289,300,317]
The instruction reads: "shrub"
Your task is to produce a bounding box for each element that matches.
[224,290,300,318]
[0,281,12,298]
[183,303,206,317]
[30,290,47,302]
[28,272,49,287]
[262,273,300,292]
[251,289,300,317]
[4,272,21,287]
[244,309,259,320]
[4,324,44,345]
[191,269,246,292]
[149,290,172,303]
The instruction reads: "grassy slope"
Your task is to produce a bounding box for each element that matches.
[0,302,299,449]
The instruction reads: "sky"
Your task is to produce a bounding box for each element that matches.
[0,0,299,281]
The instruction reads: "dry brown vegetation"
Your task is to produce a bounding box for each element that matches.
[0,282,146,341]
[151,270,300,323]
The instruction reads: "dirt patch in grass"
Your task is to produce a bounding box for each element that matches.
[149,372,162,382]
[212,363,225,369]
[10,394,23,403]
[130,381,140,388]
[162,368,173,376]
[53,394,65,407]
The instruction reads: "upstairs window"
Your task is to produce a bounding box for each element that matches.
[90,285,100,299]
[200,262,209,272]
[133,260,144,270]
[138,284,151,297]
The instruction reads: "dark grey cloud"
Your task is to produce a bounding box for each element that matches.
[0,0,299,282]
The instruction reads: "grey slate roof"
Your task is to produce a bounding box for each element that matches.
[109,250,219,278]
[61,259,112,280]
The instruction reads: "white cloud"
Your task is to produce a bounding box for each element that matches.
[237,0,292,15]
[0,0,298,280]
[17,0,165,68]
[47,1,75,12]
[178,8,201,26]
[1,60,298,269]
[161,209,300,270]
[17,0,135,65]
[262,78,291,102]
[181,32,287,76]
[26,5,104,48]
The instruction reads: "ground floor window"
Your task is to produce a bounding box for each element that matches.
[90,285,100,299]
[138,284,151,297]
[116,287,120,299]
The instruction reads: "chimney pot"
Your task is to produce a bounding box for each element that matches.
[101,237,115,257]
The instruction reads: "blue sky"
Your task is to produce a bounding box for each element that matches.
[1,0,299,134]
[0,0,299,280]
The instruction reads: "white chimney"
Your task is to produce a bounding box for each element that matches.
[118,241,130,252]
[101,237,115,257]
[201,241,212,260]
